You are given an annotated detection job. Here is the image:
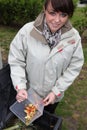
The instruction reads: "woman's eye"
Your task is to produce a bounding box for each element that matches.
[50,12,56,15]
[60,13,68,17]
[47,10,56,16]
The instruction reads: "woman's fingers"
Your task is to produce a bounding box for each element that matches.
[16,89,28,102]
[43,92,56,106]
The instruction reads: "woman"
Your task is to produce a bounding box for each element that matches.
[8,0,84,113]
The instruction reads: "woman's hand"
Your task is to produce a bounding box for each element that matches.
[16,89,28,102]
[43,92,56,106]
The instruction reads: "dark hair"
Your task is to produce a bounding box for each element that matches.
[44,0,75,17]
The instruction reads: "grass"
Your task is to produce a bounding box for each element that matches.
[55,62,87,130]
[83,47,87,62]
[0,25,18,63]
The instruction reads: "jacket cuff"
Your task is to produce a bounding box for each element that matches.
[15,83,26,91]
[52,86,61,97]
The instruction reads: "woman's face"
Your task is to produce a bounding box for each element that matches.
[44,2,69,33]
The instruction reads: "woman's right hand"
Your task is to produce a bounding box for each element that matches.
[16,89,28,102]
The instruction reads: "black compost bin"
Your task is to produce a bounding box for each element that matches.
[4,110,62,130]
[33,110,62,130]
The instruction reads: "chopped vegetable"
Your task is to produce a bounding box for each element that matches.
[24,104,37,125]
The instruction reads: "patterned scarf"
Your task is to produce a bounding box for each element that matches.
[42,19,61,49]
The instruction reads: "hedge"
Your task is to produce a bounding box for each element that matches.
[0,0,43,27]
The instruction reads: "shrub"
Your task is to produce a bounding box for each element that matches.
[71,6,87,35]
[73,18,87,35]
[0,0,43,27]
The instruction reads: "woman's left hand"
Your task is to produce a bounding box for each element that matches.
[43,92,56,106]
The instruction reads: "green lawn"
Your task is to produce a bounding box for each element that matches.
[0,25,18,63]
[55,62,87,130]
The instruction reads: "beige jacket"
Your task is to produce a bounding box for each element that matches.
[8,12,84,102]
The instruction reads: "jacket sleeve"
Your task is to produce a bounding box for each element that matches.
[8,26,27,91]
[52,38,84,96]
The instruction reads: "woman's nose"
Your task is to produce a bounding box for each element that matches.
[55,14,60,22]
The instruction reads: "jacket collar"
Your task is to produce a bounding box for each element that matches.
[33,10,44,32]
[30,11,73,44]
